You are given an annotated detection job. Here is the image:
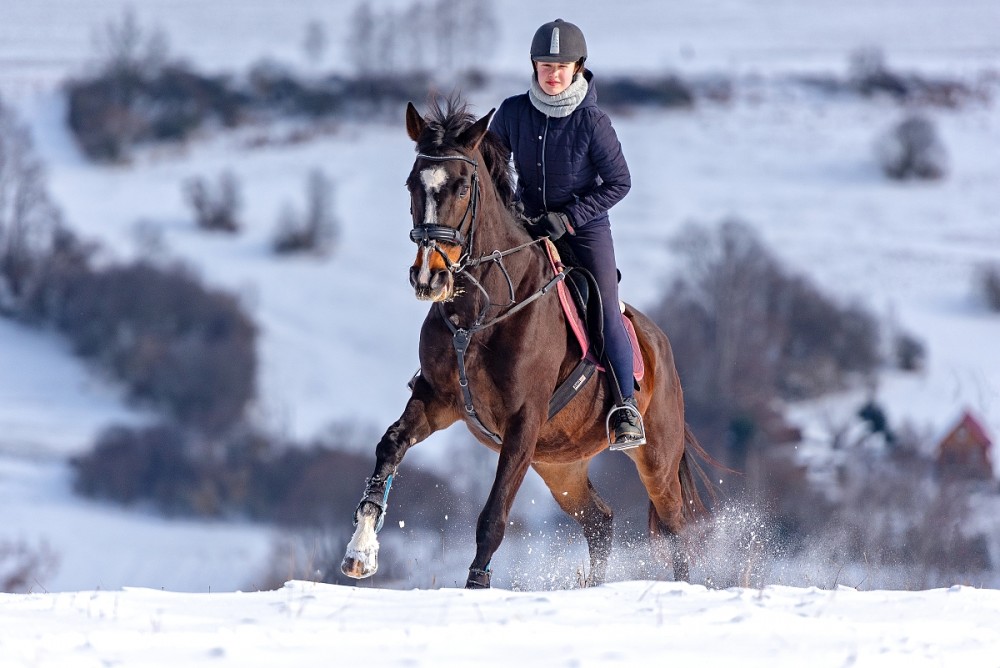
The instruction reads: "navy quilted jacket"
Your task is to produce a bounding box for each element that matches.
[489,71,631,229]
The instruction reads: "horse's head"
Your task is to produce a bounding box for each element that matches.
[405,101,495,302]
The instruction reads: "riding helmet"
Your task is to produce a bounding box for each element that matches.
[530,19,587,63]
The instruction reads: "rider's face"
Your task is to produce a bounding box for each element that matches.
[534,61,578,96]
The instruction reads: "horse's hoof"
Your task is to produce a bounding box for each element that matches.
[341,552,378,579]
[465,568,491,589]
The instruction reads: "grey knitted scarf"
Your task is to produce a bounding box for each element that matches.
[528,74,589,118]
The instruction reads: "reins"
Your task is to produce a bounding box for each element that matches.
[410,151,567,444]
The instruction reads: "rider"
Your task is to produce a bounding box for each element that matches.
[489,19,644,448]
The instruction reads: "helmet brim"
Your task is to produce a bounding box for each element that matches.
[532,55,586,64]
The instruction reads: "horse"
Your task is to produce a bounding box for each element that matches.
[341,97,711,589]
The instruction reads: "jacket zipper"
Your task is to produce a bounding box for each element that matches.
[541,116,550,210]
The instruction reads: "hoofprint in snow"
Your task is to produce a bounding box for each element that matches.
[2,580,1000,667]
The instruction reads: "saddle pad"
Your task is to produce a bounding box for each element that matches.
[545,240,644,382]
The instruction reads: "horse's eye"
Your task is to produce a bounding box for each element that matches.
[458,184,470,199]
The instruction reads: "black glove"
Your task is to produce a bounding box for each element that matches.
[530,211,574,240]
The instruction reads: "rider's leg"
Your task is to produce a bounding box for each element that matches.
[565,222,644,446]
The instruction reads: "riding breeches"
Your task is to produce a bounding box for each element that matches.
[564,221,634,401]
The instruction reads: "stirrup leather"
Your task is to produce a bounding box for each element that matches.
[606,403,646,451]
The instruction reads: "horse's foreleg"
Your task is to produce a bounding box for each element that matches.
[466,418,540,589]
[341,380,456,580]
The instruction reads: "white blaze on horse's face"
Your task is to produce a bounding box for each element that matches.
[413,166,446,291]
[410,163,459,302]
[419,165,448,228]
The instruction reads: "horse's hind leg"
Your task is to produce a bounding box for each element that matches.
[533,459,614,586]
[625,435,690,582]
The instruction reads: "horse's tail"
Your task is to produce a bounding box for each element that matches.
[678,423,721,522]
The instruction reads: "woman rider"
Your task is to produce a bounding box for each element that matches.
[489,19,644,448]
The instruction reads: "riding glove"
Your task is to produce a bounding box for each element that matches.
[534,211,574,240]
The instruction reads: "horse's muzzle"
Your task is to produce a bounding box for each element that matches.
[410,265,454,302]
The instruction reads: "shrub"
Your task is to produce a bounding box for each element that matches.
[875,115,948,180]
[847,46,984,108]
[67,11,242,162]
[185,171,242,233]
[650,220,882,435]
[49,260,256,433]
[894,331,927,371]
[73,423,197,511]
[1,539,59,593]
[66,65,243,162]
[848,46,910,99]
[272,169,339,255]
[818,451,992,586]
[73,424,469,529]
[598,75,695,109]
[976,263,1000,313]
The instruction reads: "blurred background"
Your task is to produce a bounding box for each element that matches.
[1,0,998,593]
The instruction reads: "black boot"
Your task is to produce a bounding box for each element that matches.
[608,398,646,450]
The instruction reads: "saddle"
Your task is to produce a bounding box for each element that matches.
[543,239,644,420]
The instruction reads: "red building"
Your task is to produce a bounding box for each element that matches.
[936,410,994,479]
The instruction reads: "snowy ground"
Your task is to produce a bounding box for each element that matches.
[1,1,1000,655]
[3,580,1000,667]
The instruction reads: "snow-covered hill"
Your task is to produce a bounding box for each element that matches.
[1,0,998,602]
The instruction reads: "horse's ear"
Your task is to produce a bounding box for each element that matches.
[457,108,496,152]
[406,102,426,142]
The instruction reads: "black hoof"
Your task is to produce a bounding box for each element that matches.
[465,568,491,589]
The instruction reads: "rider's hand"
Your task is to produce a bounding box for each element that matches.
[536,211,574,240]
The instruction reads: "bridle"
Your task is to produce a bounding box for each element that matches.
[407,151,567,445]
[409,152,481,264]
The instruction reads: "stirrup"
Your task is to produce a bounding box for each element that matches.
[606,403,646,451]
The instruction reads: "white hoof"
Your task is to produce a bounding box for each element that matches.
[342,513,380,579]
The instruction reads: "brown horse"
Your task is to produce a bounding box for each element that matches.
[341,98,710,589]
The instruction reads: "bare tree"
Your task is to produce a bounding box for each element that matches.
[347,2,377,77]
[302,19,328,68]
[346,0,498,79]
[91,6,169,79]
[0,96,62,314]
[432,0,461,74]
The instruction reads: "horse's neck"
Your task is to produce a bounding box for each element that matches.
[452,201,546,325]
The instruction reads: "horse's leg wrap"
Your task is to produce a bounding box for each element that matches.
[353,473,395,532]
[466,565,491,589]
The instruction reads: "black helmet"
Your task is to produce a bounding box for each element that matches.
[530,19,587,63]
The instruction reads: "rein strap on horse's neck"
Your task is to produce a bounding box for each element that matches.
[437,268,567,445]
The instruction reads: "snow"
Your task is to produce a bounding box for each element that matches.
[3,580,1000,666]
[1,0,1000,660]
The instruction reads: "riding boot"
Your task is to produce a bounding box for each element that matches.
[602,358,646,450]
[608,397,646,450]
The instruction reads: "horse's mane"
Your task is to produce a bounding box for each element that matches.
[417,95,516,208]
